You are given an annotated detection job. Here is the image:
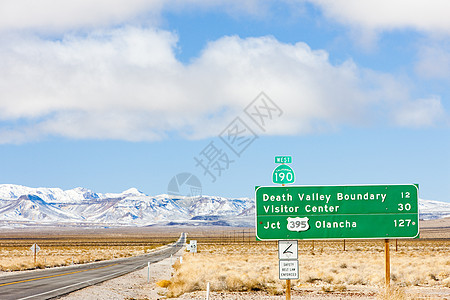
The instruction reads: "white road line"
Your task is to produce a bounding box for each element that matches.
[17,267,129,300]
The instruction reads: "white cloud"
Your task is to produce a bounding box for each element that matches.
[0,27,446,143]
[416,45,450,79]
[0,0,272,33]
[394,96,446,127]
[2,1,450,36]
[307,0,450,34]
[0,0,164,32]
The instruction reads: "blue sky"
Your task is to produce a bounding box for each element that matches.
[0,1,449,202]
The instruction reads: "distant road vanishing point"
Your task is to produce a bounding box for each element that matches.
[0,233,186,300]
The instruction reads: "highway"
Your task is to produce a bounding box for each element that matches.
[0,233,186,300]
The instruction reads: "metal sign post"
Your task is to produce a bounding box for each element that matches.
[30,243,40,266]
[385,239,390,288]
[257,163,420,298]
[272,157,296,300]
[278,242,299,300]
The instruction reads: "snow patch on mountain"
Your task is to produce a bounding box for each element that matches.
[0,194,81,222]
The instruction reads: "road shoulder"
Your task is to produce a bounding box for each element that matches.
[58,247,184,300]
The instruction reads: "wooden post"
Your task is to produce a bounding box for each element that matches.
[343,239,346,251]
[34,251,36,267]
[395,239,398,252]
[286,279,291,300]
[312,240,314,251]
[384,239,390,288]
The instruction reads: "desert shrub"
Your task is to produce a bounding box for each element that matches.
[156,280,171,288]
[377,286,413,300]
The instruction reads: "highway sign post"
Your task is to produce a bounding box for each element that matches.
[30,243,40,266]
[189,240,197,253]
[256,184,419,240]
[278,240,299,294]
[272,156,296,300]
[30,243,40,253]
[259,158,419,295]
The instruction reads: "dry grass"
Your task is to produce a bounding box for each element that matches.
[165,240,450,298]
[0,228,180,272]
[0,243,161,271]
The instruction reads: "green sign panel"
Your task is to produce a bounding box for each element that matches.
[256,184,419,240]
[272,165,295,184]
[275,156,292,164]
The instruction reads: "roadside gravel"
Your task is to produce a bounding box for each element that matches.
[57,248,183,300]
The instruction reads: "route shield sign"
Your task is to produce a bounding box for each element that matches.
[256,184,419,240]
[272,165,295,184]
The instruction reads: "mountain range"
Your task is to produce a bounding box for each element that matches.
[0,184,449,227]
[0,184,254,227]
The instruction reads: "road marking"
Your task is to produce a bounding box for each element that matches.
[17,267,128,300]
[17,248,183,300]
[0,264,117,287]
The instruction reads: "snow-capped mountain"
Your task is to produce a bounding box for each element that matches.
[418,199,450,220]
[0,184,448,227]
[0,184,254,227]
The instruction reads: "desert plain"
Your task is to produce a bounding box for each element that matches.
[0,218,449,299]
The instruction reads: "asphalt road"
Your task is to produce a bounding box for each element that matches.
[0,233,186,300]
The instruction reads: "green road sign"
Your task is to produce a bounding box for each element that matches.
[272,165,295,184]
[275,156,292,164]
[255,184,419,240]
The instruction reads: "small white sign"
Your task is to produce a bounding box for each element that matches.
[189,240,197,253]
[30,243,40,254]
[279,260,299,280]
[278,240,298,260]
